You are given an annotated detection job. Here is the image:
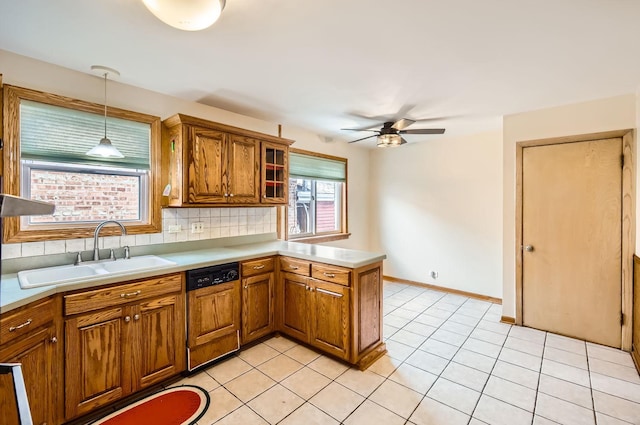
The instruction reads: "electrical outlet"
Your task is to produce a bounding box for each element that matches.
[191,222,204,233]
[430,270,439,279]
[168,224,181,233]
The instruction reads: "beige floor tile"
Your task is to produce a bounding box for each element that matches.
[278,403,338,425]
[473,394,533,425]
[256,354,303,382]
[595,411,636,425]
[385,339,417,361]
[482,376,536,412]
[589,358,640,384]
[281,366,331,400]
[441,361,489,392]
[545,333,586,355]
[534,393,595,425]
[440,320,474,336]
[414,313,446,327]
[498,347,542,371]
[343,400,405,425]
[335,368,386,397]
[366,354,403,377]
[263,335,298,353]
[427,377,481,415]
[369,379,423,419]
[238,343,280,367]
[388,363,438,394]
[469,419,490,425]
[586,342,636,368]
[206,356,253,384]
[213,405,268,425]
[470,328,507,346]
[430,328,467,346]
[533,415,560,425]
[541,358,590,387]
[307,355,349,380]
[409,397,470,425]
[593,390,640,423]
[224,369,276,403]
[392,308,421,320]
[246,384,304,424]
[453,349,496,373]
[456,307,485,319]
[590,372,640,403]
[543,345,588,369]
[490,360,540,390]
[284,344,321,365]
[389,329,428,348]
[405,349,449,375]
[424,307,455,319]
[309,382,365,422]
[383,324,400,339]
[197,387,242,424]
[538,374,593,409]
[175,370,220,392]
[419,337,460,360]
[504,336,544,357]
[384,313,412,328]
[433,301,460,312]
[508,326,546,345]
[462,337,502,358]
[476,319,511,335]
[448,313,481,327]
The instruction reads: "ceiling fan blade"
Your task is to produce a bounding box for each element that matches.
[348,134,378,143]
[340,128,380,132]
[399,128,446,135]
[391,118,416,130]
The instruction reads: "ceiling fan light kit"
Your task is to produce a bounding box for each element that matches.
[344,118,446,147]
[141,0,226,31]
[377,134,405,148]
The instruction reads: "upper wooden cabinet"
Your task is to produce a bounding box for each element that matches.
[162,114,293,207]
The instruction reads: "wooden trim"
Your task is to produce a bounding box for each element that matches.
[501,316,516,325]
[290,147,346,163]
[0,74,4,178]
[515,131,635,350]
[290,233,351,244]
[632,344,640,375]
[384,275,502,304]
[2,84,162,243]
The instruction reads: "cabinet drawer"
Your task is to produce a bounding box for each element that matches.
[1,298,55,345]
[64,273,183,316]
[279,257,311,276]
[311,263,351,286]
[242,257,275,277]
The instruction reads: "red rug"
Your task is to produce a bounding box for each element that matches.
[92,385,210,425]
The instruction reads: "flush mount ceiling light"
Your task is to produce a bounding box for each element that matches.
[377,134,405,148]
[142,0,226,31]
[86,65,124,159]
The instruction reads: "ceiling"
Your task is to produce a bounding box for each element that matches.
[1,0,640,147]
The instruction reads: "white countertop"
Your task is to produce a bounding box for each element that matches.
[1,240,386,313]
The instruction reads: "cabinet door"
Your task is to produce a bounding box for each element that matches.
[0,326,58,425]
[261,142,288,204]
[135,293,186,390]
[309,279,350,360]
[188,127,227,203]
[227,134,260,203]
[242,272,274,344]
[280,272,309,341]
[65,307,128,419]
[188,281,241,347]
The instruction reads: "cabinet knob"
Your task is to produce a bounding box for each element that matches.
[229,193,234,197]
[224,193,229,197]
[124,316,131,323]
[244,285,248,289]
[50,336,58,344]
[133,314,140,321]
[524,245,534,252]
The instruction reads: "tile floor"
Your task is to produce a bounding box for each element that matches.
[176,281,640,425]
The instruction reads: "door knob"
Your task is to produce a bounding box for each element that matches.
[524,245,534,252]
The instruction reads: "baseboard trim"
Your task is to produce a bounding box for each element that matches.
[384,275,502,304]
[501,316,516,325]
[632,345,640,375]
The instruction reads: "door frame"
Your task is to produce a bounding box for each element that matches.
[515,129,635,350]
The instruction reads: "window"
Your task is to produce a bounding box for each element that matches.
[3,85,162,243]
[287,149,348,242]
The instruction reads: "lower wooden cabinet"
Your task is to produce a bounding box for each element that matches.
[64,274,185,420]
[242,272,275,344]
[0,296,62,425]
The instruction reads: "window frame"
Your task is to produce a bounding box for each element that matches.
[2,84,162,243]
[286,148,349,243]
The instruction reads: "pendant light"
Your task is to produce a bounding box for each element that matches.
[142,0,226,31]
[86,66,124,159]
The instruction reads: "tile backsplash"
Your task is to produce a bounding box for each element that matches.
[1,207,277,260]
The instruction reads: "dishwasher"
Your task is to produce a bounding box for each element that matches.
[186,262,241,371]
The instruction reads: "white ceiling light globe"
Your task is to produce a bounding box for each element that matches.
[142,0,226,31]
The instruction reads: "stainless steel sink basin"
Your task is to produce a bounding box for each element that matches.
[17,255,177,289]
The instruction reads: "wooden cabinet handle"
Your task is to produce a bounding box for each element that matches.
[316,288,341,297]
[120,290,141,298]
[323,273,336,278]
[253,264,265,270]
[9,318,32,332]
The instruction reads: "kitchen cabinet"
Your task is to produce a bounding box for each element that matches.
[187,280,241,370]
[0,296,62,425]
[278,257,385,368]
[241,257,275,344]
[64,273,185,420]
[162,114,293,207]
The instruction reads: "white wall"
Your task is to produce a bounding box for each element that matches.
[369,130,504,298]
[0,50,371,258]
[502,94,637,317]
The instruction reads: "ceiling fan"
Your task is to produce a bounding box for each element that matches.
[343,118,445,147]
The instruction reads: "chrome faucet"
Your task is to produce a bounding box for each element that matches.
[93,220,126,261]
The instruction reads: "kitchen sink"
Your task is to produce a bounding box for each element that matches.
[17,255,178,289]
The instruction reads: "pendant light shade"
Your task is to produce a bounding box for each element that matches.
[86,66,124,159]
[142,0,226,31]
